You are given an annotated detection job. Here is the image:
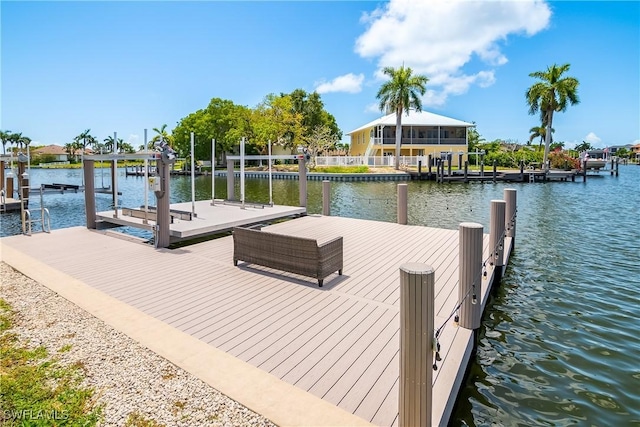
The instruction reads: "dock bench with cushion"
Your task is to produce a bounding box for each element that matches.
[232,227,343,287]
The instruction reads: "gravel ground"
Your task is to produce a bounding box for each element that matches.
[0,262,276,427]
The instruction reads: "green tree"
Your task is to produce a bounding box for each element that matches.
[304,125,338,168]
[376,65,428,169]
[287,89,342,141]
[173,98,253,161]
[0,130,10,154]
[150,124,173,149]
[9,132,23,153]
[251,94,304,152]
[74,129,96,155]
[574,141,592,153]
[526,63,580,171]
[103,135,124,153]
[615,147,630,159]
[528,125,554,147]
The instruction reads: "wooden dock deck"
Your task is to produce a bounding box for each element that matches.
[0,215,510,426]
[96,200,307,241]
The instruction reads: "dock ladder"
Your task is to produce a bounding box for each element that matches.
[20,185,51,236]
[0,189,5,213]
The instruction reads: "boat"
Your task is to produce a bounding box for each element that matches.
[580,149,609,170]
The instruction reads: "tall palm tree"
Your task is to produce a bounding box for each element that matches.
[376,65,428,169]
[74,129,96,155]
[526,63,579,172]
[0,130,10,154]
[9,132,22,153]
[103,135,124,153]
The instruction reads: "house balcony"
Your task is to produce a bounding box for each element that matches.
[372,137,467,145]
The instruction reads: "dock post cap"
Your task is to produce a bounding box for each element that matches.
[459,222,483,229]
[400,262,434,274]
[490,199,506,203]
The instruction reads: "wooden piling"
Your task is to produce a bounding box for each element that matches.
[299,157,307,207]
[458,152,463,170]
[480,161,484,179]
[397,183,408,225]
[399,263,434,427]
[489,200,506,282]
[463,161,468,183]
[615,158,619,176]
[447,154,452,177]
[492,160,497,184]
[6,171,14,198]
[227,159,235,200]
[322,180,330,216]
[582,160,587,182]
[110,160,117,209]
[83,160,96,229]
[519,161,524,182]
[503,188,517,251]
[427,154,432,178]
[0,160,4,192]
[458,223,482,330]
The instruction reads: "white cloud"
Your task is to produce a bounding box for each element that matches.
[315,73,365,94]
[584,132,602,147]
[355,0,551,106]
[365,102,381,113]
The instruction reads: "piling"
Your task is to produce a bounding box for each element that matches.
[489,200,506,283]
[582,160,587,182]
[480,161,484,179]
[6,171,14,198]
[322,180,330,216]
[458,222,483,330]
[110,161,117,208]
[399,263,434,427]
[155,159,171,248]
[463,161,468,183]
[227,159,235,200]
[83,160,96,229]
[427,155,432,177]
[519,161,524,182]
[299,157,307,207]
[397,183,408,225]
[447,155,452,177]
[503,188,517,251]
[0,160,4,192]
[458,152,463,170]
[492,160,497,184]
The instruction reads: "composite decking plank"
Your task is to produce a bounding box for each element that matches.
[266,302,374,378]
[307,308,396,400]
[219,292,340,354]
[354,349,400,425]
[320,310,399,404]
[236,297,358,363]
[289,305,388,391]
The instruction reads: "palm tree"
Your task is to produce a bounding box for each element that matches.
[9,132,22,154]
[103,135,124,153]
[376,65,428,169]
[151,124,173,148]
[528,124,554,147]
[74,129,96,155]
[526,63,579,172]
[0,130,10,154]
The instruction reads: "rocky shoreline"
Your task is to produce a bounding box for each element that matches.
[0,262,275,427]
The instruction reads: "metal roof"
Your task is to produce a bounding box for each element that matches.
[348,110,475,134]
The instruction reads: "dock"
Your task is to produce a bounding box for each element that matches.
[0,210,511,426]
[96,200,307,242]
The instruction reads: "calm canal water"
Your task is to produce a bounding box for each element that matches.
[1,165,639,426]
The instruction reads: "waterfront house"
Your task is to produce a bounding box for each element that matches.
[32,144,69,162]
[348,110,475,165]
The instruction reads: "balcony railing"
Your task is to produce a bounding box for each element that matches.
[373,137,466,145]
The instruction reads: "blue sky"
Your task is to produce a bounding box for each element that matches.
[2,1,639,150]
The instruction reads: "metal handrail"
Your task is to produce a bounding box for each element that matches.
[43,208,51,233]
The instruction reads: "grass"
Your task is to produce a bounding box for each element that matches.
[125,412,166,427]
[0,298,103,426]
[311,165,370,173]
